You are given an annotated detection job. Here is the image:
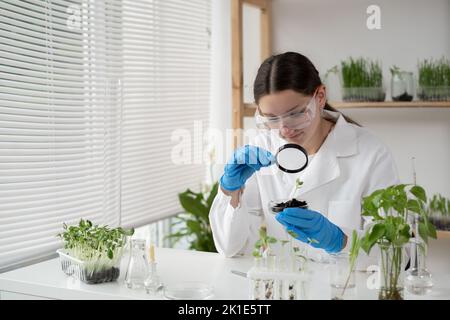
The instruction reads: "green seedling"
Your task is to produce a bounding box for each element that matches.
[341,57,383,88]
[253,225,277,258]
[57,219,134,274]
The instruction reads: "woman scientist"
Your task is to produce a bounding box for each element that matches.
[209,52,399,261]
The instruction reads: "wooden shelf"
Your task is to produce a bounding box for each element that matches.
[330,101,450,109]
[437,230,450,239]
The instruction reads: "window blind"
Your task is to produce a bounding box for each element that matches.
[0,0,211,272]
[120,0,211,228]
[0,0,123,272]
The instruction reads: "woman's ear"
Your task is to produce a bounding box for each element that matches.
[316,85,327,110]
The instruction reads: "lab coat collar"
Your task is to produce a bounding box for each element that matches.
[295,110,358,196]
[326,110,358,158]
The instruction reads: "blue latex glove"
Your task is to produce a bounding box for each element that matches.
[220,145,275,191]
[275,207,345,254]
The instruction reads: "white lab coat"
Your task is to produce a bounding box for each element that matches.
[209,110,400,266]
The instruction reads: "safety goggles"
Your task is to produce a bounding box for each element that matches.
[255,92,317,130]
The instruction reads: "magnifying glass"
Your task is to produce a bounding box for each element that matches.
[275,144,308,173]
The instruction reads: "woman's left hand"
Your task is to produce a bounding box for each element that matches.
[275,207,346,253]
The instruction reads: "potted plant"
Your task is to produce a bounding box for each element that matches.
[428,194,450,231]
[340,57,385,102]
[57,219,134,284]
[417,57,450,101]
[166,182,218,252]
[269,179,308,214]
[390,65,414,101]
[357,184,437,300]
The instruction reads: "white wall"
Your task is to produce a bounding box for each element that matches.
[210,0,449,196]
[242,0,450,196]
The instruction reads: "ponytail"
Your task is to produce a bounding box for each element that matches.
[323,102,361,127]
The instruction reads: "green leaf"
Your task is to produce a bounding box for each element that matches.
[107,248,113,259]
[360,235,371,254]
[178,192,209,220]
[407,199,421,214]
[410,185,427,203]
[206,182,219,208]
[186,220,202,234]
[287,230,298,238]
[252,249,261,258]
[418,222,429,244]
[369,223,386,243]
[426,221,437,239]
[267,237,277,244]
[362,224,385,254]
[259,226,267,238]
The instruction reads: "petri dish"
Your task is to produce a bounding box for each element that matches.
[163,281,214,300]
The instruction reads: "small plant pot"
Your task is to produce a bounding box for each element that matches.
[417,86,450,101]
[57,249,121,285]
[341,87,386,102]
[391,71,414,101]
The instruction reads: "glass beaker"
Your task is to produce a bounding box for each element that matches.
[378,242,406,300]
[144,261,163,294]
[405,213,433,295]
[125,239,148,289]
[330,252,355,300]
[391,71,414,101]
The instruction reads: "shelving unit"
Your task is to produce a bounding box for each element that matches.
[242,101,450,117]
[330,101,450,109]
[232,0,272,148]
[437,230,450,240]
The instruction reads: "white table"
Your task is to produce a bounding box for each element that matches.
[1,247,449,300]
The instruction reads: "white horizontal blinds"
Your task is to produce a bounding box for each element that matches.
[0,0,122,271]
[120,0,211,227]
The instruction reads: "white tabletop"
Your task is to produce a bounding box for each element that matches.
[1,247,449,300]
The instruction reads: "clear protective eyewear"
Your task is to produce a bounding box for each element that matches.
[255,92,317,130]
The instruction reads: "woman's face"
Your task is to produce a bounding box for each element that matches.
[257,87,327,145]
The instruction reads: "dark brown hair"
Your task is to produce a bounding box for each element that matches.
[253,52,360,126]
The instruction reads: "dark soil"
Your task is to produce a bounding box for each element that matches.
[271,198,308,213]
[392,92,413,101]
[83,267,120,284]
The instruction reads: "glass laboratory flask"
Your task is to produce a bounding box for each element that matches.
[125,239,148,289]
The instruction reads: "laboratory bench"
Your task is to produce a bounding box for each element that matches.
[1,244,450,300]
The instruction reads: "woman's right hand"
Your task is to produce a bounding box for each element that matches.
[220,145,274,193]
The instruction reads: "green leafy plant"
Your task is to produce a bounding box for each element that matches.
[357,184,437,300]
[166,182,218,252]
[427,193,450,231]
[418,57,450,87]
[253,225,277,258]
[428,194,450,217]
[341,57,383,88]
[57,219,134,273]
[340,57,385,102]
[418,57,450,101]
